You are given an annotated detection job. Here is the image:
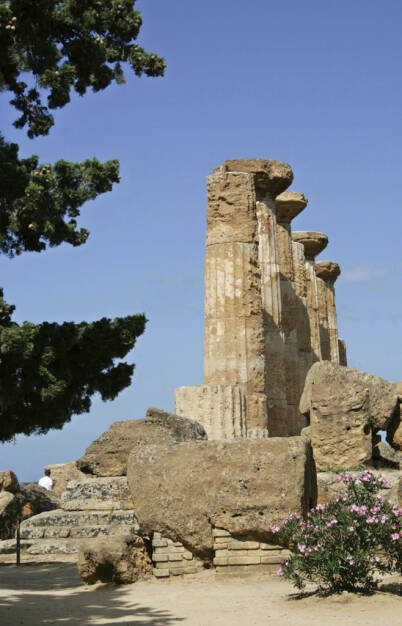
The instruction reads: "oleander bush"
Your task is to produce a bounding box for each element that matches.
[273,469,402,592]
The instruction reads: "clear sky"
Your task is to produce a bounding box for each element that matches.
[1,0,401,481]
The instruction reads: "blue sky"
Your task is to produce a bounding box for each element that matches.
[1,0,401,481]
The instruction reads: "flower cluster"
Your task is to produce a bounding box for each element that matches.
[272,469,401,592]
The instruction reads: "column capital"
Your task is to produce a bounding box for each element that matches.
[214,158,293,195]
[275,192,308,223]
[315,261,341,284]
[291,231,328,260]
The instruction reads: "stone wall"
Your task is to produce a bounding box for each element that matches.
[213,529,290,573]
[152,533,204,578]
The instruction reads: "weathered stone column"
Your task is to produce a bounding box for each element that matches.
[338,339,348,366]
[315,261,341,364]
[204,159,293,437]
[275,192,307,434]
[292,232,328,365]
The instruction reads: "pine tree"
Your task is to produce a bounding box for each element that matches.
[0,0,165,442]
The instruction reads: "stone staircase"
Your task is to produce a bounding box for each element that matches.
[0,477,138,562]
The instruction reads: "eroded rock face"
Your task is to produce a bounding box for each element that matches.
[300,362,399,471]
[127,437,316,560]
[76,408,207,476]
[77,533,152,584]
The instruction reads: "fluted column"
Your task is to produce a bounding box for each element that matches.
[275,192,307,434]
[315,261,341,364]
[292,232,328,363]
[204,159,293,437]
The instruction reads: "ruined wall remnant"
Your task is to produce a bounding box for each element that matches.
[175,158,347,439]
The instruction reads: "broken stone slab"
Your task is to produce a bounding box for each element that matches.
[127,437,316,560]
[76,408,207,476]
[78,532,153,584]
[300,362,399,471]
[0,470,19,494]
[27,539,86,555]
[61,477,133,511]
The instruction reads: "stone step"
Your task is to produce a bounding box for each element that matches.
[21,523,137,540]
[26,538,92,555]
[0,539,34,554]
[61,477,132,511]
[20,508,137,532]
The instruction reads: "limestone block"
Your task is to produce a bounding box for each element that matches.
[78,533,152,584]
[174,384,246,440]
[227,555,261,565]
[212,528,231,537]
[206,171,258,245]
[0,470,19,494]
[204,315,265,392]
[44,462,89,497]
[204,242,261,319]
[153,568,169,578]
[300,362,399,471]
[127,437,316,559]
[61,477,133,511]
[0,492,20,540]
[77,409,207,477]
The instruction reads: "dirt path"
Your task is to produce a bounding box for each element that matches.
[0,563,400,625]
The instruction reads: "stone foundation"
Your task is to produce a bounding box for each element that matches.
[212,528,290,573]
[152,533,204,578]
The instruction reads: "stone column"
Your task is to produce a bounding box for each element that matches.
[275,192,307,434]
[315,261,341,364]
[204,159,293,437]
[292,231,328,364]
[338,339,348,366]
[291,239,312,410]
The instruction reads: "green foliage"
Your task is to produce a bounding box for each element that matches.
[0,135,120,256]
[0,288,147,442]
[273,470,402,593]
[0,1,163,439]
[0,0,165,137]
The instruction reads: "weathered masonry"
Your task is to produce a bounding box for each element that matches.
[175,158,346,439]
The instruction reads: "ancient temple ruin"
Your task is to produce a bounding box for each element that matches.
[175,158,347,440]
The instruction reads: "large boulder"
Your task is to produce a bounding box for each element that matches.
[300,362,399,471]
[76,408,207,476]
[127,437,316,560]
[387,381,402,451]
[77,532,152,584]
[19,483,60,519]
[0,492,20,540]
[0,470,19,494]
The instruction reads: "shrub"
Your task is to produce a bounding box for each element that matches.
[273,469,402,592]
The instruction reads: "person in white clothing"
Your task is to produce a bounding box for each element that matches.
[38,468,53,491]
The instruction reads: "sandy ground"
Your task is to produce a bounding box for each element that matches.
[0,563,400,626]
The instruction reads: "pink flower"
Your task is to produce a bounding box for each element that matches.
[380,477,388,486]
[390,533,399,541]
[271,525,281,534]
[349,526,355,532]
[277,567,284,577]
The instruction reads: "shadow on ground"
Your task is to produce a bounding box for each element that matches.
[0,563,185,625]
